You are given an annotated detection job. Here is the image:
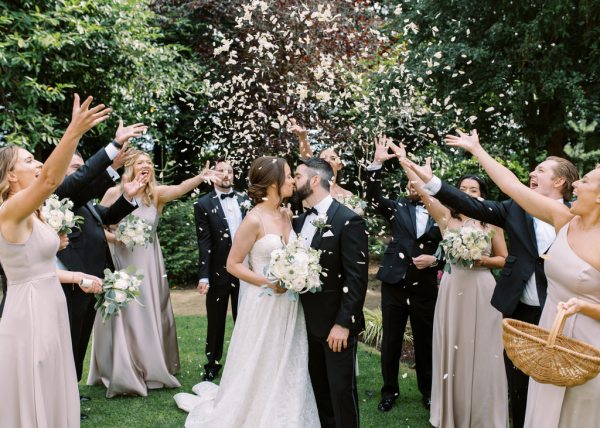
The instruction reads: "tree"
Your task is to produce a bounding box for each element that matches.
[0,0,203,162]
[386,0,600,169]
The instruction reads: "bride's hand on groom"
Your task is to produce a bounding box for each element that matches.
[327,324,350,353]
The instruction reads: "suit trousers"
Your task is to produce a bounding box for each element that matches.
[504,302,542,428]
[380,279,437,401]
[308,331,359,428]
[63,284,96,381]
[204,282,239,370]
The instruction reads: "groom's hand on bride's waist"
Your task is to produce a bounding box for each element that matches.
[327,324,350,353]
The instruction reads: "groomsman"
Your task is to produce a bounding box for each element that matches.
[194,159,249,381]
[366,142,442,412]
[420,154,578,428]
[293,158,368,428]
[56,121,145,420]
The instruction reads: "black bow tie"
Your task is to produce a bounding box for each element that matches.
[220,192,235,200]
[305,207,318,216]
[410,199,424,207]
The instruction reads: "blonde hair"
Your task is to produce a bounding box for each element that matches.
[0,146,20,204]
[547,156,579,201]
[120,150,157,206]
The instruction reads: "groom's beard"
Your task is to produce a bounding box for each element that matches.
[293,181,313,202]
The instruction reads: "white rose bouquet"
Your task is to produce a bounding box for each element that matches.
[115,214,154,250]
[342,195,367,216]
[41,194,83,234]
[94,267,144,322]
[440,227,493,268]
[264,238,323,301]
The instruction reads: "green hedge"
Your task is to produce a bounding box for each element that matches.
[158,198,198,287]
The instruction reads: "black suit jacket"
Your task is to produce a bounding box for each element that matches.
[434,180,565,316]
[194,190,248,286]
[366,168,442,290]
[57,198,136,277]
[294,200,369,338]
[55,148,115,209]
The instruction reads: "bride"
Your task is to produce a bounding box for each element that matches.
[174,156,320,427]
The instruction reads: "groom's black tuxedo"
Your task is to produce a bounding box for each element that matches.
[366,167,442,405]
[194,189,248,375]
[294,199,368,428]
[56,148,136,380]
[432,180,569,428]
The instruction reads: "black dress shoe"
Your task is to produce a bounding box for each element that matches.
[80,396,92,402]
[80,414,89,421]
[202,367,219,382]
[377,398,395,412]
[422,396,431,410]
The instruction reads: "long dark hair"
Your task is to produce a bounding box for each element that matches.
[450,174,489,222]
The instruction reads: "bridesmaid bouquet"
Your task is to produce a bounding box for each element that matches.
[95,267,144,322]
[440,227,493,268]
[342,195,367,216]
[116,214,154,250]
[264,238,323,301]
[41,194,83,234]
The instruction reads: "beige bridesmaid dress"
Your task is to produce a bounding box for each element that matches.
[524,221,600,428]
[0,216,80,427]
[88,201,180,397]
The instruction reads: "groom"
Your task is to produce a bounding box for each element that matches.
[293,157,368,428]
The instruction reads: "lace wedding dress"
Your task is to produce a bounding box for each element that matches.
[174,231,319,427]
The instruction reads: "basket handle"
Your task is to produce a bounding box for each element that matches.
[547,307,568,348]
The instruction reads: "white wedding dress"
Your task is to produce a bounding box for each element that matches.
[174,232,320,427]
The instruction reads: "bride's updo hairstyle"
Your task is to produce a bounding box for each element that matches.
[248,156,287,204]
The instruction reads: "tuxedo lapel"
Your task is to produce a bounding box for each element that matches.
[396,200,416,239]
[525,213,539,254]
[310,200,340,250]
[85,201,102,223]
[423,215,435,236]
[209,191,231,232]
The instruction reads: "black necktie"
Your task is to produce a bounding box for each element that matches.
[305,207,318,216]
[220,192,235,200]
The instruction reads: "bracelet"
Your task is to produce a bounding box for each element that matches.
[430,260,438,268]
[111,139,123,149]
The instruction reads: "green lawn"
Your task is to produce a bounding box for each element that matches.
[80,316,431,427]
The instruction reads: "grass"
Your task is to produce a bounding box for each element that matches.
[80,316,431,427]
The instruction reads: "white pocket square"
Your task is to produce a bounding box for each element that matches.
[323,230,334,238]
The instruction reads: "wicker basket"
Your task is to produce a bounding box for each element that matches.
[503,308,600,387]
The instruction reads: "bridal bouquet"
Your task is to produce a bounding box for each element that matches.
[115,214,153,249]
[264,238,323,301]
[440,227,493,268]
[95,267,144,322]
[41,194,83,234]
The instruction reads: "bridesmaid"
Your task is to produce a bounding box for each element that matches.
[395,139,508,428]
[0,94,110,427]
[88,150,216,397]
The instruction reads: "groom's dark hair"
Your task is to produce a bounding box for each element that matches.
[302,157,334,191]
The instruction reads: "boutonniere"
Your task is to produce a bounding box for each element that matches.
[311,213,330,230]
[240,200,253,211]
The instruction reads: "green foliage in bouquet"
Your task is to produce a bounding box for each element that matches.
[95,266,143,322]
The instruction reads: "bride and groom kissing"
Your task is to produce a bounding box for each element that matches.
[175,156,368,427]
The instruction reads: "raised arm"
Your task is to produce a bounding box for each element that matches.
[156,162,217,209]
[445,130,573,230]
[397,150,451,231]
[289,118,314,159]
[365,136,399,215]
[0,95,111,226]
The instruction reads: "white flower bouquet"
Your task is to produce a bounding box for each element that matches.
[240,199,253,211]
[94,267,143,322]
[440,227,493,268]
[41,194,83,234]
[264,238,323,301]
[115,214,153,250]
[342,195,367,216]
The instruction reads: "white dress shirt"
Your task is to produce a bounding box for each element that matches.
[300,195,334,248]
